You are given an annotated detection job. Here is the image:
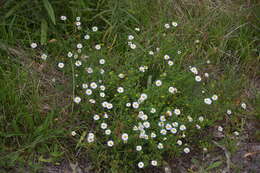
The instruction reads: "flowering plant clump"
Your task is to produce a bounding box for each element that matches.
[31,16,246,171]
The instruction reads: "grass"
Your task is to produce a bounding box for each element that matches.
[0,0,259,172]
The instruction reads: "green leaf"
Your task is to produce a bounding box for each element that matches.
[42,0,56,25]
[206,161,223,171]
[41,19,48,45]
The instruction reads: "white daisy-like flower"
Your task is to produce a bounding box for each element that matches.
[82,83,88,89]
[30,43,37,48]
[151,160,158,166]
[172,21,178,27]
[67,52,73,57]
[165,124,172,130]
[149,51,154,55]
[177,140,182,145]
[128,35,134,40]
[140,93,148,100]
[234,131,239,136]
[130,43,136,49]
[40,54,47,60]
[151,132,156,138]
[76,16,80,21]
[195,75,202,82]
[139,66,145,72]
[166,110,172,116]
[132,102,139,109]
[100,92,105,97]
[207,60,211,64]
[135,27,140,31]
[90,82,97,89]
[204,73,209,78]
[157,143,164,149]
[171,128,177,134]
[196,124,201,129]
[150,108,156,113]
[138,162,144,168]
[118,73,125,79]
[77,43,83,49]
[101,123,108,129]
[184,147,190,153]
[117,87,124,93]
[190,67,198,74]
[86,89,92,95]
[87,136,94,143]
[212,94,218,101]
[75,21,81,26]
[155,80,162,86]
[71,131,76,136]
[169,87,177,94]
[177,50,182,54]
[204,98,212,105]
[93,114,100,121]
[227,109,232,115]
[158,122,164,127]
[100,85,106,91]
[241,102,247,109]
[168,60,174,66]
[89,99,96,104]
[60,16,67,21]
[58,62,65,68]
[160,129,167,135]
[107,140,114,147]
[126,102,131,107]
[187,116,193,122]
[136,145,142,151]
[84,34,90,40]
[121,133,128,141]
[86,67,93,74]
[75,60,82,67]
[73,96,81,104]
[218,126,223,132]
[107,103,113,109]
[179,125,186,131]
[164,23,170,29]
[99,59,105,65]
[198,116,204,122]
[143,121,150,128]
[174,109,181,115]
[105,129,111,135]
[172,122,179,127]
[164,54,170,60]
[95,44,101,50]
[160,115,166,122]
[92,26,98,32]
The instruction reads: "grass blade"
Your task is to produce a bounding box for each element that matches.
[41,19,48,45]
[42,0,56,25]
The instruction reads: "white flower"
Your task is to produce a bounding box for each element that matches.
[168,60,174,66]
[118,73,125,78]
[234,131,239,136]
[95,44,101,50]
[86,67,93,74]
[101,123,108,129]
[138,162,144,168]
[100,69,105,74]
[121,133,128,141]
[150,108,156,113]
[107,103,113,109]
[75,21,81,26]
[86,89,92,95]
[151,132,156,138]
[117,87,124,93]
[164,54,170,60]
[75,60,82,67]
[151,160,158,166]
[160,129,167,135]
[87,136,94,143]
[41,54,47,60]
[164,23,170,29]
[130,43,136,49]
[143,121,150,128]
[132,102,139,109]
[204,98,212,105]
[149,51,154,55]
[99,59,105,64]
[126,103,131,107]
[172,21,178,27]
[190,67,198,74]
[241,102,247,109]
[105,129,111,135]
[187,116,193,122]
[58,62,65,68]
[100,92,105,97]
[73,96,81,104]
[136,145,142,151]
[140,93,148,100]
[157,143,164,149]
[212,94,218,101]
[93,114,100,121]
[30,43,37,48]
[166,111,172,116]
[76,16,80,21]
[195,75,202,82]
[139,66,145,72]
[128,35,134,40]
[100,85,106,91]
[155,80,162,86]
[67,52,73,57]
[60,16,67,21]
[90,82,97,89]
[171,128,177,134]
[172,122,179,127]
[207,60,211,64]
[198,116,204,122]
[227,109,232,115]
[165,124,172,130]
[180,125,186,131]
[82,83,88,89]
[89,99,96,104]
[160,115,166,122]
[184,147,190,153]
[107,140,114,147]
[218,126,223,132]
[196,124,201,129]
[84,34,90,40]
[135,27,140,31]
[174,109,181,115]
[177,140,182,145]
[71,131,76,136]
[92,26,98,32]
[77,43,83,49]
[204,73,209,78]
[177,50,182,54]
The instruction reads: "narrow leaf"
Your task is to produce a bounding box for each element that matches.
[43,0,56,25]
[41,19,48,45]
